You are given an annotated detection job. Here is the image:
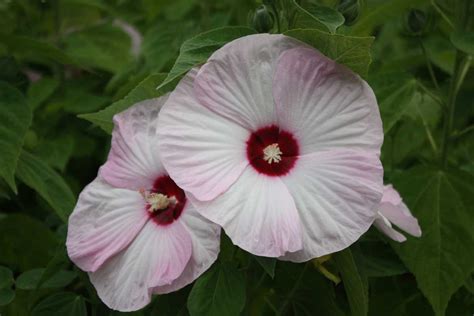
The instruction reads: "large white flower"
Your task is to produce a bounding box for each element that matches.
[66,97,220,311]
[157,34,384,260]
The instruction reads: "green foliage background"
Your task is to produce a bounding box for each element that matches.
[0,0,473,315]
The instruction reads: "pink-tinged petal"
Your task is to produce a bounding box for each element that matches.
[379,185,422,237]
[154,203,221,294]
[189,167,303,257]
[99,97,169,191]
[66,178,148,272]
[373,213,407,242]
[157,69,249,201]
[194,34,301,130]
[89,220,192,312]
[280,150,383,262]
[273,46,383,155]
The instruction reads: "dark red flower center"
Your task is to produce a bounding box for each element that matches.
[246,125,299,176]
[143,175,186,226]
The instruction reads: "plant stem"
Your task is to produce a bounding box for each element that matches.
[439,0,472,168]
[419,39,440,91]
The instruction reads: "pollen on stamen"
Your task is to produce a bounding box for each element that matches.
[145,192,170,213]
[263,143,283,164]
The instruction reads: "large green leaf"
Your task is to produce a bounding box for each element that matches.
[187,262,246,316]
[450,31,474,55]
[16,269,77,290]
[284,28,374,77]
[289,0,345,33]
[31,292,87,316]
[63,23,132,73]
[27,77,60,110]
[79,73,167,133]
[0,82,32,193]
[351,0,428,36]
[157,26,257,95]
[0,214,57,271]
[370,73,418,134]
[0,266,13,289]
[333,248,368,316]
[254,256,276,279]
[391,166,474,315]
[0,289,15,306]
[0,34,78,66]
[16,151,75,222]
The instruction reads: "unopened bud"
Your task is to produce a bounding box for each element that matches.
[252,5,274,33]
[406,9,428,36]
[338,0,360,26]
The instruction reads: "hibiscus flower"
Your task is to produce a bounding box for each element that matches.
[374,185,422,242]
[66,97,220,311]
[157,34,384,261]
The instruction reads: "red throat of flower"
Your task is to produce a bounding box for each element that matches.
[246,125,299,176]
[141,175,186,225]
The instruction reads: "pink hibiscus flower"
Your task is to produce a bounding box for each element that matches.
[157,34,384,261]
[374,185,422,242]
[66,97,220,312]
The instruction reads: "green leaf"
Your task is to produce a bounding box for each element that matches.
[79,73,167,133]
[0,266,14,289]
[354,240,407,278]
[157,26,257,95]
[0,82,32,193]
[33,135,75,172]
[270,262,345,316]
[187,262,246,316]
[333,248,368,316]
[16,151,75,222]
[0,34,78,66]
[284,28,374,77]
[31,292,87,316]
[391,166,474,315]
[254,256,276,279]
[0,214,57,271]
[0,288,15,306]
[450,31,474,55]
[63,23,132,73]
[27,78,60,110]
[290,0,345,33]
[16,269,77,290]
[351,0,428,36]
[370,73,418,134]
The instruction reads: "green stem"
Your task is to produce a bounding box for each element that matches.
[440,53,471,168]
[271,3,281,33]
[431,0,455,29]
[440,0,472,168]
[419,39,440,91]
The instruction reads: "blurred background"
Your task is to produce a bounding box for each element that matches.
[0,0,473,315]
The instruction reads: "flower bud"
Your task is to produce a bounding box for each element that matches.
[337,0,360,26]
[252,5,274,33]
[405,9,428,36]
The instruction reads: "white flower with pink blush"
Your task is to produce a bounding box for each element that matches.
[157,34,385,261]
[66,97,220,312]
[374,185,422,242]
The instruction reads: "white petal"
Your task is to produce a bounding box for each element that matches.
[194,34,300,130]
[280,150,383,262]
[273,46,383,155]
[189,167,303,257]
[157,68,249,201]
[380,185,422,237]
[373,213,407,242]
[154,203,221,294]
[89,220,192,312]
[66,178,148,272]
[99,96,169,190]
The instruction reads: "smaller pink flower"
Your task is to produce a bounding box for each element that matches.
[66,97,220,312]
[374,185,422,242]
